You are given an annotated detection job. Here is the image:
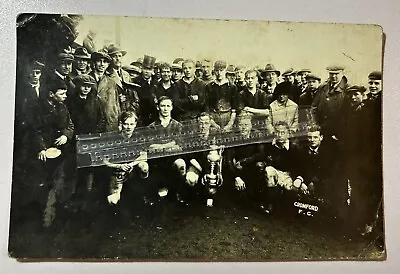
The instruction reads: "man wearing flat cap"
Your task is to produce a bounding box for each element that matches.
[52,50,76,97]
[133,55,159,126]
[299,73,321,106]
[171,59,184,83]
[282,68,302,104]
[312,65,349,140]
[336,84,380,236]
[89,49,122,132]
[282,68,295,85]
[205,60,238,131]
[297,69,311,94]
[195,61,203,79]
[72,47,91,77]
[226,65,237,87]
[123,62,142,80]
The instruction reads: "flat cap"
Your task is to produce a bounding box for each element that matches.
[368,71,382,80]
[226,65,236,74]
[347,85,367,94]
[326,65,345,73]
[58,52,74,61]
[297,68,311,74]
[305,73,321,81]
[29,60,45,70]
[123,64,141,74]
[73,74,96,86]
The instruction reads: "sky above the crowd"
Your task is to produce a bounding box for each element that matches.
[75,15,383,85]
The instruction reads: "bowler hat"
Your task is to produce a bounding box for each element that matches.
[143,55,156,69]
[368,71,382,80]
[91,50,112,62]
[107,44,127,56]
[326,65,345,73]
[74,47,91,60]
[263,64,280,76]
[226,65,236,74]
[274,82,291,96]
[73,74,96,86]
[305,73,321,81]
[214,60,227,70]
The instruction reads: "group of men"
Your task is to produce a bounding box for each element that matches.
[12,41,382,238]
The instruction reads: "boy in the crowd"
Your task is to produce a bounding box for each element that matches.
[33,77,74,227]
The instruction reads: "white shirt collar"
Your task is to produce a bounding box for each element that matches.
[272,138,290,150]
[55,70,65,80]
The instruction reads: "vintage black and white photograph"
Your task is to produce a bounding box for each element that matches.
[8,14,384,261]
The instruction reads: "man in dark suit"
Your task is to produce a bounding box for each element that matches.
[133,55,159,126]
[72,47,91,77]
[52,50,76,97]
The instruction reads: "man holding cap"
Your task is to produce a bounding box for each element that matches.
[72,47,91,77]
[205,60,238,131]
[312,65,349,139]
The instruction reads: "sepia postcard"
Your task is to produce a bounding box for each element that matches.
[8,14,384,261]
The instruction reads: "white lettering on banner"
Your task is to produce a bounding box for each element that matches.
[293,201,319,212]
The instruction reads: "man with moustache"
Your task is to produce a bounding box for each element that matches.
[174,59,207,121]
[133,55,159,126]
[205,60,237,132]
[72,47,91,77]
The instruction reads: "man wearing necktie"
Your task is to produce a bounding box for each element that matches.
[53,51,75,97]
